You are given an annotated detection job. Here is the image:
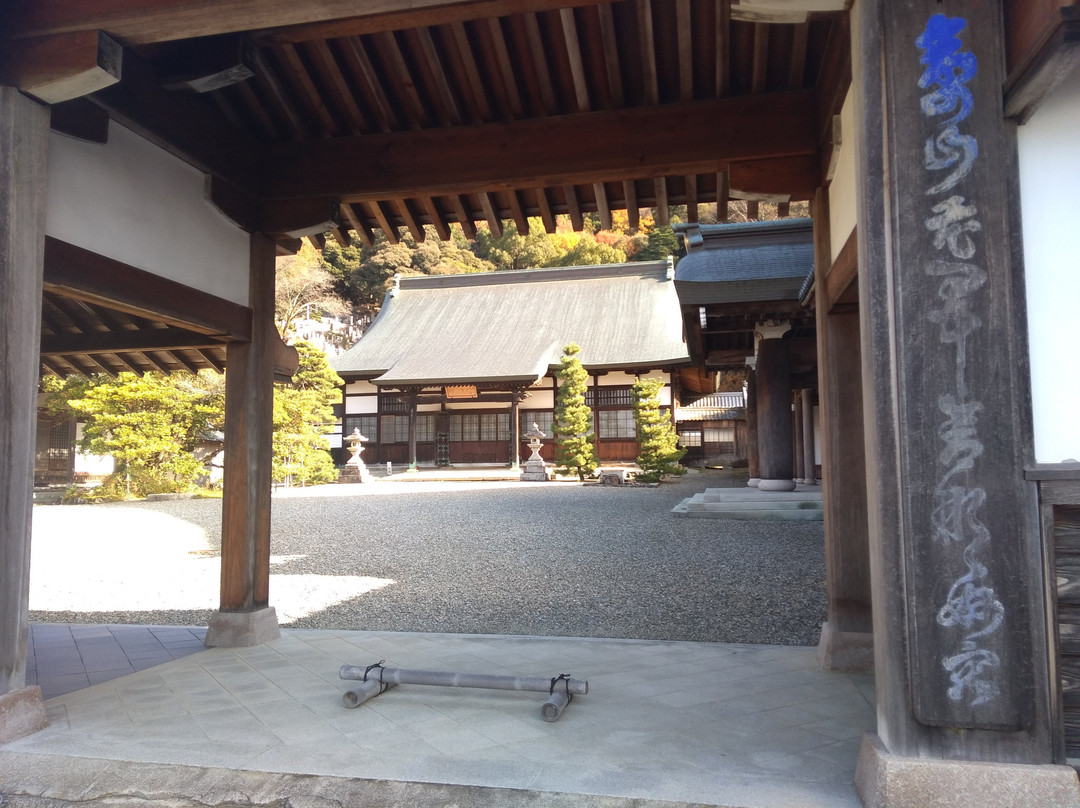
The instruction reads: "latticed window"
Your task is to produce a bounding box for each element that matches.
[379,415,410,443]
[597,409,636,439]
[344,415,378,443]
[679,430,703,447]
[450,414,481,442]
[704,426,736,453]
[378,393,408,413]
[415,415,435,443]
[521,411,554,439]
[586,386,634,407]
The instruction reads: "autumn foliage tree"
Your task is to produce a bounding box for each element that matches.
[552,343,598,481]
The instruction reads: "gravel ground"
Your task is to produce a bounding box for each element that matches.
[30,469,827,646]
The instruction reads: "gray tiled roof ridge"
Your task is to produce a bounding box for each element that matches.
[672,217,812,240]
[394,258,673,289]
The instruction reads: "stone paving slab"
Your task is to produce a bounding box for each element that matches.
[2,629,876,808]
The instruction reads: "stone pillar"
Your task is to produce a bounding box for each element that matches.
[745,360,760,487]
[853,1,1074,803]
[755,322,795,492]
[801,389,816,486]
[0,86,49,742]
[793,391,806,485]
[206,233,280,647]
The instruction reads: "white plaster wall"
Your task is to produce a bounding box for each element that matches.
[526,389,555,409]
[344,395,378,415]
[1017,67,1080,463]
[345,380,379,395]
[828,89,858,261]
[445,401,506,411]
[46,122,249,306]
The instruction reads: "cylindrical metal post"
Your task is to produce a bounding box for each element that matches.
[342,678,397,708]
[339,665,588,696]
[540,689,571,722]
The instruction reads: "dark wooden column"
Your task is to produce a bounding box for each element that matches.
[745,362,760,486]
[800,389,816,485]
[855,0,1056,773]
[755,325,795,491]
[510,386,524,468]
[0,86,49,741]
[793,391,806,484]
[405,389,419,470]
[813,193,873,673]
[206,232,279,647]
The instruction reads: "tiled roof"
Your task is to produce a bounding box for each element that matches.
[333,261,690,385]
[673,219,815,306]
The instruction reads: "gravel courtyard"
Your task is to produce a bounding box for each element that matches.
[30,470,827,646]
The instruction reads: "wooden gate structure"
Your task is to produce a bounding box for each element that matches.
[2,1,1079,804]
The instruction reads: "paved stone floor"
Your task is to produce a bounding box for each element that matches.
[2,628,876,808]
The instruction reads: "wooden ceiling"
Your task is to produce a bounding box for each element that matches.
[3,0,852,250]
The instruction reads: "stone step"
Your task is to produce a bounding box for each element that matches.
[698,487,822,503]
[672,489,824,521]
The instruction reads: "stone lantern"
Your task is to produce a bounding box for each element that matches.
[338,428,372,483]
[519,422,549,481]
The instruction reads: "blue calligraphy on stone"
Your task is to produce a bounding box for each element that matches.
[917,14,977,125]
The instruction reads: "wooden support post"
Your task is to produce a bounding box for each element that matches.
[206,232,280,647]
[0,85,49,742]
[406,391,418,470]
[853,1,1066,795]
[745,361,760,486]
[754,324,795,491]
[793,391,806,484]
[800,389,816,486]
[510,388,522,469]
[812,196,872,673]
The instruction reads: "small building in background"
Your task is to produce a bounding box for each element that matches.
[331,261,691,468]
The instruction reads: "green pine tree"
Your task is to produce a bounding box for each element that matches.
[552,343,598,481]
[632,376,687,482]
[272,341,343,486]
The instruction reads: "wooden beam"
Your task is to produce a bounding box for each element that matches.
[624,180,640,230]
[448,195,477,240]
[535,187,557,234]
[728,153,818,199]
[89,46,263,194]
[594,182,612,230]
[370,200,400,244]
[479,192,503,238]
[1004,4,1080,122]
[398,198,426,242]
[563,185,585,231]
[507,190,529,235]
[260,197,341,238]
[717,168,730,221]
[676,0,694,102]
[561,8,591,113]
[43,237,252,341]
[685,174,699,222]
[421,197,452,242]
[49,98,110,143]
[598,2,624,106]
[266,90,819,201]
[41,327,222,356]
[637,0,660,104]
[0,0,613,46]
[339,202,375,245]
[0,29,120,104]
[716,0,731,97]
[654,177,669,225]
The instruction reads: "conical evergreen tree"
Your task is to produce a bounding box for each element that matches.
[553,343,598,481]
[632,376,687,482]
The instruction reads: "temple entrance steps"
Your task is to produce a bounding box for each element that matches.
[671,485,823,521]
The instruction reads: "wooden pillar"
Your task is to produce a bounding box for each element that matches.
[801,389,816,485]
[813,193,873,673]
[0,86,49,741]
[754,324,795,491]
[206,232,280,647]
[853,2,1067,797]
[510,387,522,468]
[745,362,760,486]
[793,391,806,484]
[406,391,418,470]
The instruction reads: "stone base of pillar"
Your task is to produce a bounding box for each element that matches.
[758,478,797,491]
[817,622,874,672]
[855,733,1080,808]
[205,606,280,648]
[747,477,761,487]
[0,686,48,744]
